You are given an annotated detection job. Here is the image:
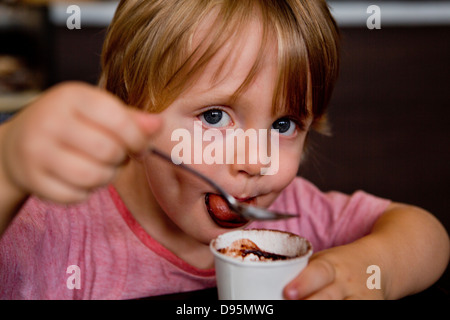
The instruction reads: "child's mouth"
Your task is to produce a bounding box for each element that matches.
[205,193,251,228]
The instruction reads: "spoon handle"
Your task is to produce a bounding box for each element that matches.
[149,148,237,205]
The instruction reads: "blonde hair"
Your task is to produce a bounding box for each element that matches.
[100,0,339,133]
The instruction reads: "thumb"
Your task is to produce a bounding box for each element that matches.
[129,109,163,137]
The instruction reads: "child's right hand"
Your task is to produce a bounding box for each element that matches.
[0,82,161,205]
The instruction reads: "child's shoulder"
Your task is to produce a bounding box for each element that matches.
[277,176,325,199]
[281,176,391,208]
[273,176,391,229]
[266,177,392,251]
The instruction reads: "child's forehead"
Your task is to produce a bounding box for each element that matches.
[183,11,281,106]
[191,20,270,91]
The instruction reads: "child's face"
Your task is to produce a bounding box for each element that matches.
[142,19,311,244]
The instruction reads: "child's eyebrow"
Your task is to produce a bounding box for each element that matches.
[184,86,243,106]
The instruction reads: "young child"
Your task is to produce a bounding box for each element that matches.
[0,0,448,299]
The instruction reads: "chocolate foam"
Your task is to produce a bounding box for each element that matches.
[218,238,292,261]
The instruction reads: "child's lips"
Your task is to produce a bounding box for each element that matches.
[205,193,251,228]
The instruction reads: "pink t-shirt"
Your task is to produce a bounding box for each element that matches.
[0,177,390,299]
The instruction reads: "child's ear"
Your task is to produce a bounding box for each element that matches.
[97,75,106,89]
[311,114,332,136]
[300,133,311,163]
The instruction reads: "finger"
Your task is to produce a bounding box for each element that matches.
[74,94,161,153]
[129,108,162,137]
[284,258,336,300]
[44,145,117,190]
[57,116,127,166]
[32,172,91,204]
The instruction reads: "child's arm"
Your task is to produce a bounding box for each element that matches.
[0,82,161,236]
[284,203,450,299]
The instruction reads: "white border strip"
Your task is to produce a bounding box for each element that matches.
[49,1,450,27]
[49,1,119,27]
[329,1,450,27]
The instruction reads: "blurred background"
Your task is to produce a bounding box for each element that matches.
[0,0,449,299]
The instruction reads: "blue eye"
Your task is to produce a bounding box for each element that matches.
[199,109,232,128]
[272,118,296,136]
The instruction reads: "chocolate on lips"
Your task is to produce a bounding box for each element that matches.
[205,193,250,228]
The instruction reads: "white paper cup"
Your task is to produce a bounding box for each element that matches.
[210,229,313,300]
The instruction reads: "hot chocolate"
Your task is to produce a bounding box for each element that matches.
[217,238,292,261]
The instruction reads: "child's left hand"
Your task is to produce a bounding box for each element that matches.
[283,204,449,300]
[283,243,385,300]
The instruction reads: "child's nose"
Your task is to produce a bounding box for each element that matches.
[231,160,264,177]
[228,143,265,177]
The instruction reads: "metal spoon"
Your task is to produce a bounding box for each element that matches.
[150,147,299,221]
